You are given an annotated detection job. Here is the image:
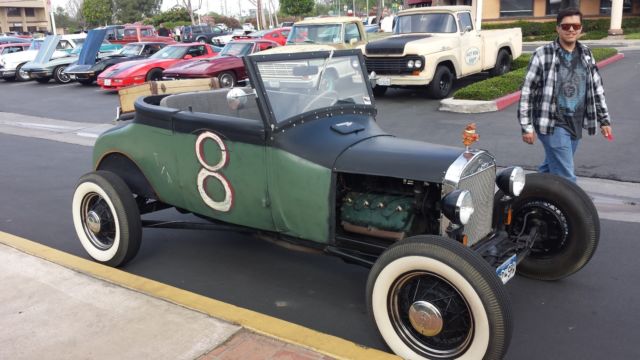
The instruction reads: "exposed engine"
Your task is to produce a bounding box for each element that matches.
[336,174,442,241]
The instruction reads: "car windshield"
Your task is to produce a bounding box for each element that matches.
[220,42,252,57]
[395,13,457,33]
[119,43,143,56]
[150,45,187,59]
[28,39,43,50]
[287,24,343,44]
[255,52,371,123]
[124,29,138,37]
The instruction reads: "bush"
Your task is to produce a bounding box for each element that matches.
[453,48,618,101]
[483,17,640,40]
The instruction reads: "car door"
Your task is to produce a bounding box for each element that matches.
[458,11,483,75]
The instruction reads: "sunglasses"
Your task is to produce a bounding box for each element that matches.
[559,23,582,31]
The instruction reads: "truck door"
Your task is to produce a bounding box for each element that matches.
[458,12,483,75]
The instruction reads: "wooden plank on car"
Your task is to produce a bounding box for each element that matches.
[118,78,221,114]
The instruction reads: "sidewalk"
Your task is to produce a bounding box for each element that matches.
[439,39,640,114]
[0,231,396,360]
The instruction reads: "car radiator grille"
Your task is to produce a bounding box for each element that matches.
[364,56,423,75]
[457,166,496,246]
[257,62,301,78]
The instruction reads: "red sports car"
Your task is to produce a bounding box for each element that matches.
[97,43,217,90]
[247,27,291,46]
[162,39,278,88]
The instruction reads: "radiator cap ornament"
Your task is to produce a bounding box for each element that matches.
[462,122,479,152]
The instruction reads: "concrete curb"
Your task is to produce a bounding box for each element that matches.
[440,52,626,114]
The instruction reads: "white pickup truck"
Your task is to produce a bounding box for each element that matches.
[361,6,522,98]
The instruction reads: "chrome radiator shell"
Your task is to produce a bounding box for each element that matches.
[441,150,496,246]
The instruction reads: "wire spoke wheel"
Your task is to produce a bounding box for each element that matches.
[80,192,117,251]
[389,271,473,358]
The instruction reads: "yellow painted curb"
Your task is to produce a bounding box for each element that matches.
[0,231,398,360]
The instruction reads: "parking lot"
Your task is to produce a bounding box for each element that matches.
[1,49,640,359]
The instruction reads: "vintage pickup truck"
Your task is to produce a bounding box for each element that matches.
[362,6,522,98]
[285,16,367,49]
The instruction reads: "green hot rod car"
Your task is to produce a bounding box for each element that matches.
[72,50,599,360]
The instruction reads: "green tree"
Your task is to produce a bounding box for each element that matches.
[114,0,161,24]
[149,7,191,26]
[280,0,314,17]
[81,0,112,26]
[54,7,80,30]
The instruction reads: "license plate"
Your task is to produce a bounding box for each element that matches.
[378,77,391,86]
[496,255,516,284]
[104,79,111,86]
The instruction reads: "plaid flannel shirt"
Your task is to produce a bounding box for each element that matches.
[518,39,611,136]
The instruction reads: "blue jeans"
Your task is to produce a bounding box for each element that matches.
[537,127,580,183]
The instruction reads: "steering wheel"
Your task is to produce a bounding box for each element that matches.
[301,90,339,113]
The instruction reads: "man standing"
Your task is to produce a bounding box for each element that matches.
[518,8,613,183]
[157,23,170,37]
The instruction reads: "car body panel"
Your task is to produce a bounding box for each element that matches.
[162,40,278,81]
[97,43,217,90]
[0,43,29,55]
[249,27,291,46]
[65,42,167,81]
[92,49,468,247]
[3,35,84,79]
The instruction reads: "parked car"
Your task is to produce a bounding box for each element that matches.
[97,42,218,90]
[24,30,122,84]
[0,34,85,81]
[286,17,367,49]
[0,43,30,56]
[162,38,279,87]
[247,27,291,46]
[0,36,31,45]
[211,28,245,46]
[181,25,228,43]
[107,25,175,45]
[72,49,599,360]
[242,23,255,32]
[66,41,167,85]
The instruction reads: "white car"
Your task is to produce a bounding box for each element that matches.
[0,33,86,81]
[242,23,255,32]
[211,28,245,46]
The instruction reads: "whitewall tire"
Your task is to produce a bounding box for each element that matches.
[72,171,142,267]
[367,236,511,360]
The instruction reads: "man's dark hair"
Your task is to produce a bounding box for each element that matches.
[557,8,583,25]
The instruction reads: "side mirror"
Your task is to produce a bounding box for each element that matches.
[183,54,193,59]
[464,26,473,33]
[349,38,358,46]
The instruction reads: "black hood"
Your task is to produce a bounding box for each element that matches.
[365,34,431,55]
[334,135,462,183]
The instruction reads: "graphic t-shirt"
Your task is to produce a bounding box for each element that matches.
[555,48,587,139]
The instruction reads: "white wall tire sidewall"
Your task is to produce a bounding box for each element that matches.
[72,181,121,262]
[372,256,490,360]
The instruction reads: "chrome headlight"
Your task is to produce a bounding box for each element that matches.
[496,167,525,197]
[407,60,414,68]
[414,59,422,68]
[442,190,474,225]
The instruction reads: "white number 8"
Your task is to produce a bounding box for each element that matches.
[195,132,233,212]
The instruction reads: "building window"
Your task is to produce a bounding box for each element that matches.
[7,7,21,17]
[600,0,632,14]
[25,8,36,17]
[546,0,581,15]
[500,0,533,17]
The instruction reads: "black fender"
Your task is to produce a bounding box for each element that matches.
[96,153,157,199]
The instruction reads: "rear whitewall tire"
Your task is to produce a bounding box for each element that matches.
[372,256,490,360]
[72,171,141,267]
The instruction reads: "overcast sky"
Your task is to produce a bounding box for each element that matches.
[51,0,277,18]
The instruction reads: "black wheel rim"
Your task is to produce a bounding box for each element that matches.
[57,67,70,83]
[389,271,474,358]
[80,192,116,250]
[439,74,451,94]
[511,200,569,258]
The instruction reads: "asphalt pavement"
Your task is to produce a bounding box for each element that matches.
[1,40,640,360]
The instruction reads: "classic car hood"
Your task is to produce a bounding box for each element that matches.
[31,35,60,65]
[334,135,462,183]
[77,28,107,65]
[364,34,454,56]
[103,58,152,77]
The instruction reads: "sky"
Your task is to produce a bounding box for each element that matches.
[51,0,277,18]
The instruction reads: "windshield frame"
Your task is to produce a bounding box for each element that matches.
[286,24,344,45]
[395,13,458,34]
[245,49,376,132]
[149,45,188,60]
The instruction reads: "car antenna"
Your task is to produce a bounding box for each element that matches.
[316,49,334,90]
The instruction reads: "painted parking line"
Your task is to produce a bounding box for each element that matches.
[7,81,34,86]
[0,231,397,360]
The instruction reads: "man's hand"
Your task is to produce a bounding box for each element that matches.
[600,125,613,139]
[522,132,536,145]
